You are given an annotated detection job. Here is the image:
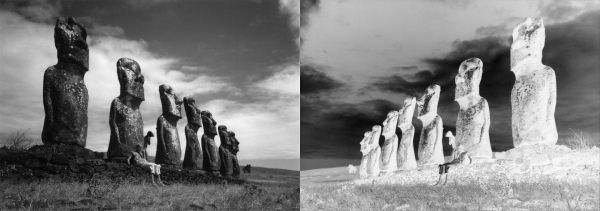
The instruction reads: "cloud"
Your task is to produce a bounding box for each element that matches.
[299,0,319,47]
[539,0,600,23]
[0,0,61,23]
[300,64,344,95]
[279,0,300,48]
[255,63,300,97]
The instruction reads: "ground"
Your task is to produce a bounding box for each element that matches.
[300,144,600,210]
[0,166,299,210]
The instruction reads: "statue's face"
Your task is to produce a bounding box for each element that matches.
[360,131,372,154]
[183,97,202,128]
[398,97,416,125]
[54,17,88,70]
[381,111,399,137]
[417,84,440,117]
[159,84,182,118]
[117,58,144,100]
[511,17,545,69]
[455,58,482,100]
[201,111,218,136]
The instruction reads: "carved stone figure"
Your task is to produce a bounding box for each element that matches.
[182,97,203,170]
[455,58,492,162]
[510,17,557,147]
[380,111,399,174]
[155,84,183,166]
[143,131,154,160]
[359,126,382,178]
[229,131,241,178]
[218,125,235,177]
[108,58,145,161]
[397,97,417,170]
[416,85,444,166]
[42,17,89,147]
[201,111,220,175]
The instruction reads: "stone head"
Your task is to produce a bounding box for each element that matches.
[360,131,372,155]
[201,110,218,136]
[117,58,144,100]
[370,125,382,146]
[54,17,88,70]
[511,17,545,69]
[417,84,440,117]
[146,131,154,137]
[398,97,416,126]
[455,57,482,100]
[229,131,236,138]
[381,111,399,138]
[183,97,202,129]
[445,131,454,138]
[159,84,183,119]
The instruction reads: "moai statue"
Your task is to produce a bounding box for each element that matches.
[366,125,382,177]
[218,125,235,177]
[229,131,241,178]
[359,131,372,178]
[107,58,145,162]
[143,131,154,160]
[380,111,399,174]
[510,17,557,147]
[397,97,417,170]
[42,17,89,147]
[201,111,220,175]
[416,85,444,166]
[455,58,492,162]
[155,84,183,166]
[358,125,382,178]
[182,97,203,170]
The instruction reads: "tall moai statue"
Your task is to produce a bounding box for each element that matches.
[455,58,492,162]
[107,58,145,161]
[358,131,373,178]
[397,97,417,170]
[359,125,382,178]
[229,131,241,178]
[42,17,89,147]
[218,125,235,177]
[201,111,220,175]
[182,97,203,170]
[155,84,183,166]
[510,17,557,147]
[416,85,444,166]
[380,111,399,174]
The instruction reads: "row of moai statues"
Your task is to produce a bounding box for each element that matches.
[359,17,557,178]
[41,17,241,177]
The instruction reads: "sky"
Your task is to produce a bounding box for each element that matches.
[0,0,300,170]
[300,0,600,170]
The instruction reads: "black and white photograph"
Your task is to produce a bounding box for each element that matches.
[1,0,599,210]
[0,0,299,210]
[300,0,600,210]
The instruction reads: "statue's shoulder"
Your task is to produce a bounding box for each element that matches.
[542,65,556,78]
[157,115,167,124]
[43,65,58,79]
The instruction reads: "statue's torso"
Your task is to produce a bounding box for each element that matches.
[156,115,181,165]
[108,98,144,159]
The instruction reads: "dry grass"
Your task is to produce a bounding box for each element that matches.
[301,178,599,211]
[560,129,597,150]
[3,129,40,151]
[0,176,299,210]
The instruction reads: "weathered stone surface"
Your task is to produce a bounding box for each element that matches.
[359,126,382,178]
[229,131,241,177]
[510,17,557,147]
[455,58,492,162]
[218,125,235,177]
[201,111,220,175]
[380,111,399,174]
[107,58,145,161]
[42,17,89,147]
[397,97,417,170]
[182,97,203,170]
[416,84,444,166]
[155,84,183,166]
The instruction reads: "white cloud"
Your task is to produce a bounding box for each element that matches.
[0,9,299,162]
[279,0,300,47]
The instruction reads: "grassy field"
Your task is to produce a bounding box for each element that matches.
[0,166,299,210]
[301,144,600,211]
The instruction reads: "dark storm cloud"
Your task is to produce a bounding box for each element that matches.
[300,64,344,95]
[0,0,61,23]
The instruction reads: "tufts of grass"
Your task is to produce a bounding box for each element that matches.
[3,129,40,151]
[561,129,597,150]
